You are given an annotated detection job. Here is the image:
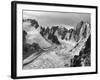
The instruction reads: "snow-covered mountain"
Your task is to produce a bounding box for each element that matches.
[39,20,90,50]
[23,19,91,68]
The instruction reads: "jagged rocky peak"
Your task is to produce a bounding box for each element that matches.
[76,21,90,37]
[71,21,90,42]
[39,20,90,46]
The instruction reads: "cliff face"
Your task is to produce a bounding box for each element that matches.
[23,19,91,69]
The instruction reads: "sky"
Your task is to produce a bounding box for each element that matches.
[23,10,90,27]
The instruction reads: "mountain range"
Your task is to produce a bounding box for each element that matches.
[23,19,91,68]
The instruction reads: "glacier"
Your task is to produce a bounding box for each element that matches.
[22,19,91,69]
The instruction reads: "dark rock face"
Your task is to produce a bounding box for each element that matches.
[82,25,88,39]
[58,27,68,40]
[51,26,58,34]
[23,19,39,29]
[40,26,45,36]
[71,55,82,67]
[23,30,27,43]
[23,30,42,60]
[75,21,84,35]
[71,35,91,67]
[23,42,42,60]
[73,21,84,42]
[48,33,61,45]
[40,26,61,45]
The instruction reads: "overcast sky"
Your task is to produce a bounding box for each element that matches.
[23,10,90,27]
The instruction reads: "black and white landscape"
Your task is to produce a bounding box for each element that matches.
[22,11,91,69]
